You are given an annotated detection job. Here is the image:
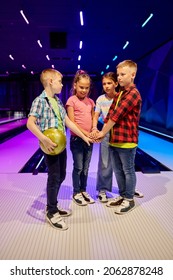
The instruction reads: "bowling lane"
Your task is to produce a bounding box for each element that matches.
[0,128,173,174]
[0,118,27,144]
[0,118,27,133]
[138,131,173,170]
[0,130,39,173]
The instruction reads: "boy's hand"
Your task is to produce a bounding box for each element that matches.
[95,131,105,140]
[40,135,57,153]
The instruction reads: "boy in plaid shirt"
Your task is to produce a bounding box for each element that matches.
[96,60,142,214]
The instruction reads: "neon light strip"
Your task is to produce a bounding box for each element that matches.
[35,156,44,169]
[142,13,153,27]
[20,10,29,24]
[139,125,173,140]
[123,41,129,49]
[80,11,84,26]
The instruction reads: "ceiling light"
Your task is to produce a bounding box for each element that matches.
[9,54,14,60]
[37,40,42,48]
[20,10,29,24]
[78,65,80,69]
[101,71,104,75]
[112,55,118,61]
[79,41,83,49]
[46,55,50,60]
[123,41,129,49]
[142,13,153,27]
[80,11,84,26]
[106,65,110,69]
[78,55,81,61]
[22,64,26,69]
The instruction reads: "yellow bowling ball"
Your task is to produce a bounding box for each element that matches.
[40,128,66,155]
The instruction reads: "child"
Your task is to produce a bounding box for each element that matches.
[66,70,95,206]
[91,72,118,202]
[96,60,142,214]
[27,68,92,230]
[91,72,143,203]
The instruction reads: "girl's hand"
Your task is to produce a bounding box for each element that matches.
[89,129,99,138]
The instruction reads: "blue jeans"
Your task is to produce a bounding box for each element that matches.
[70,136,93,194]
[110,146,137,199]
[96,132,113,192]
[44,149,67,214]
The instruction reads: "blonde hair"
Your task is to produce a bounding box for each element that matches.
[116,60,137,73]
[71,70,92,95]
[40,68,63,87]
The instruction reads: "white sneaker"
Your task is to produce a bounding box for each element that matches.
[114,199,135,215]
[57,206,72,217]
[98,191,108,203]
[134,189,144,198]
[82,192,95,204]
[45,205,72,216]
[46,212,68,230]
[73,193,88,206]
[106,196,124,208]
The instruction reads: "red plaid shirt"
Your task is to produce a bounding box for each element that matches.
[105,84,142,144]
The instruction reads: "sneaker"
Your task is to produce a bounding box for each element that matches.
[73,193,88,206]
[114,199,135,215]
[82,192,95,204]
[46,212,68,230]
[98,191,108,203]
[45,205,72,217]
[134,189,144,198]
[106,196,124,208]
[57,206,72,217]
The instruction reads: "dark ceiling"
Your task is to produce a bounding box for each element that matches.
[0,0,173,77]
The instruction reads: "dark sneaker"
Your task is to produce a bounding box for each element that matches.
[134,189,144,198]
[82,192,95,204]
[45,205,72,217]
[57,206,72,217]
[106,196,124,207]
[73,193,88,206]
[114,199,135,215]
[98,191,108,203]
[46,212,68,230]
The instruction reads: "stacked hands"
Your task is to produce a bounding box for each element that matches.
[41,128,104,154]
[88,128,104,143]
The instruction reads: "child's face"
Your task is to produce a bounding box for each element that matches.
[74,77,90,99]
[117,66,135,89]
[50,74,63,94]
[102,77,117,98]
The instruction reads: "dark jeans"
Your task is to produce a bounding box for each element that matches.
[70,136,93,194]
[110,146,137,199]
[44,149,67,214]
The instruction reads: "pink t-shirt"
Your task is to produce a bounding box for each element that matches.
[66,95,95,136]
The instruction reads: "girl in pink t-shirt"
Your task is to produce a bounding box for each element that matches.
[66,70,95,206]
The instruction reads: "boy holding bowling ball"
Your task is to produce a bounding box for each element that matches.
[27,68,92,230]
